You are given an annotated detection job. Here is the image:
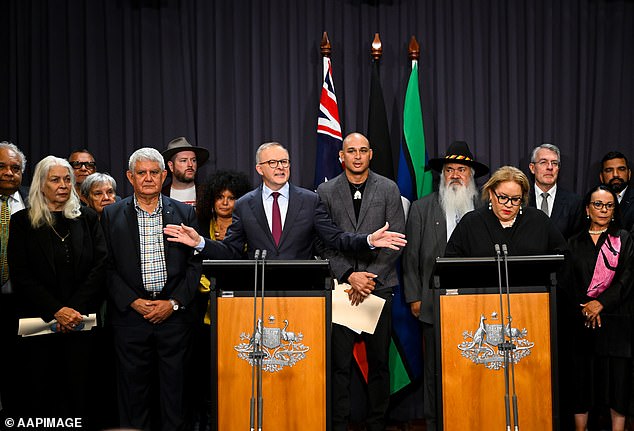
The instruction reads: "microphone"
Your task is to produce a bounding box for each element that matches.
[502,244,508,257]
[254,249,261,260]
[261,250,268,260]
[495,243,501,258]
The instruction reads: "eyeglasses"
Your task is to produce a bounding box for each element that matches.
[259,159,290,169]
[69,161,96,170]
[493,192,522,206]
[534,160,560,168]
[590,201,615,210]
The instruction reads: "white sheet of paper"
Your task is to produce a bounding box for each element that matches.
[18,314,98,337]
[331,280,385,334]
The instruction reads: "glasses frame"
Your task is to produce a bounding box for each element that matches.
[534,159,560,168]
[589,201,615,211]
[493,192,522,207]
[70,161,96,169]
[259,159,290,169]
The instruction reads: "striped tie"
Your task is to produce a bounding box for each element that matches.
[1,195,10,285]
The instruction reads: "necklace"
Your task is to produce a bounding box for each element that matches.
[499,217,516,228]
[588,227,608,235]
[351,183,363,200]
[51,225,70,242]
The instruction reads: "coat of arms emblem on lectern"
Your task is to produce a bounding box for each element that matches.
[457,312,535,370]
[234,315,310,372]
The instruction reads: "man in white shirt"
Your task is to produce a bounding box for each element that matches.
[161,137,209,207]
[528,143,583,239]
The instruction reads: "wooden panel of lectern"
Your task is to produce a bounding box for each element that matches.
[205,260,331,431]
[433,255,563,431]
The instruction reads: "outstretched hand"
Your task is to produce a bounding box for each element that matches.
[164,223,201,248]
[369,222,407,250]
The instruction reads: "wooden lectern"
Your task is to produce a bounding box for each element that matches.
[432,255,564,431]
[204,260,332,431]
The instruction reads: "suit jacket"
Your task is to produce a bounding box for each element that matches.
[8,206,107,321]
[101,195,202,325]
[402,192,482,324]
[201,183,368,260]
[529,186,583,239]
[316,171,404,291]
[620,186,634,231]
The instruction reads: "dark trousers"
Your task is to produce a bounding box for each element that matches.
[113,321,193,431]
[0,293,17,414]
[332,292,392,431]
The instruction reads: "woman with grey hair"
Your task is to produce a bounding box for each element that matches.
[7,155,107,424]
[80,172,117,216]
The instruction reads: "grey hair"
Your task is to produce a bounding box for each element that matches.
[255,142,288,164]
[530,143,561,164]
[28,156,81,228]
[128,147,165,171]
[80,172,117,198]
[0,141,27,173]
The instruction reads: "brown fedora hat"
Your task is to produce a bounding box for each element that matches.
[428,141,489,178]
[162,137,210,167]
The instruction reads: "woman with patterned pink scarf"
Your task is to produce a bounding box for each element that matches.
[562,184,634,431]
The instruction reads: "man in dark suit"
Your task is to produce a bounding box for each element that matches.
[101,147,202,431]
[528,143,583,239]
[0,141,29,416]
[600,151,634,230]
[164,142,406,258]
[317,132,405,431]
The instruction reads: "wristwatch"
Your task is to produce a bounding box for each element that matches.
[169,299,180,311]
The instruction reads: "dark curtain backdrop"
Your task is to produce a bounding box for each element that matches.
[2,0,633,196]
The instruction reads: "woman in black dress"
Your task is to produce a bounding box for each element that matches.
[561,185,634,431]
[445,165,566,256]
[8,156,107,424]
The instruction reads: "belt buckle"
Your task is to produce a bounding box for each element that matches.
[149,291,159,300]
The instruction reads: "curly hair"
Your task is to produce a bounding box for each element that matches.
[196,170,252,231]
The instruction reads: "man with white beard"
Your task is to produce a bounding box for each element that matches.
[403,141,489,431]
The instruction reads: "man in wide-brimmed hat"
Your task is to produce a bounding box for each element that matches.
[402,140,488,431]
[161,137,209,206]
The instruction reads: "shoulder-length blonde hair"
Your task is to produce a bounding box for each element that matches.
[28,156,82,228]
[481,166,530,207]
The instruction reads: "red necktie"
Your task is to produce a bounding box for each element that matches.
[271,192,282,246]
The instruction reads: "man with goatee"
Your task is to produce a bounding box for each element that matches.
[402,141,489,431]
[599,151,633,230]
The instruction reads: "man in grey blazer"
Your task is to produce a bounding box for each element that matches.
[402,141,488,431]
[317,132,405,431]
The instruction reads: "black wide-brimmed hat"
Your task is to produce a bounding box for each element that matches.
[161,137,210,167]
[428,141,489,178]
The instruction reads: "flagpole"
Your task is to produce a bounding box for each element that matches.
[408,35,419,70]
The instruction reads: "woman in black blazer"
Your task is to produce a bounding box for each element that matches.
[7,156,107,425]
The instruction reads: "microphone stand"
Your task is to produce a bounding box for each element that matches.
[257,250,267,431]
[502,244,520,431]
[494,244,512,431]
[249,250,261,431]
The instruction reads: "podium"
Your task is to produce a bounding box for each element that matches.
[432,255,564,431]
[204,260,332,431]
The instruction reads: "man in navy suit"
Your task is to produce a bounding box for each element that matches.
[528,143,583,239]
[600,151,634,230]
[164,142,406,259]
[101,147,202,431]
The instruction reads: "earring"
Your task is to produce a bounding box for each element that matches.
[519,205,523,215]
[586,214,590,220]
[488,201,492,210]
